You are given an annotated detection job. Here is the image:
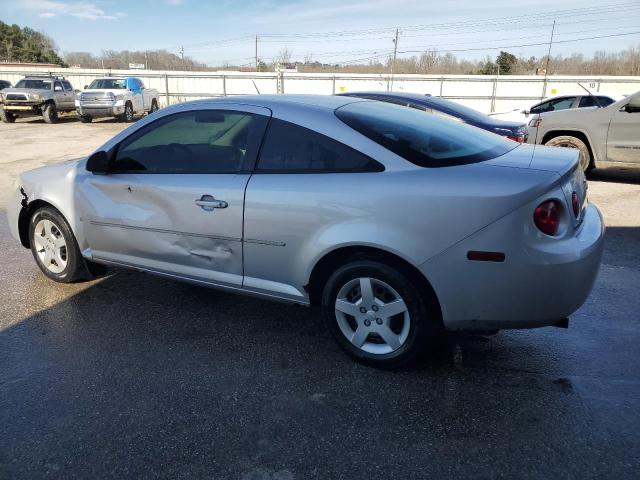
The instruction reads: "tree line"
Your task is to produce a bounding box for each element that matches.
[0,20,65,65]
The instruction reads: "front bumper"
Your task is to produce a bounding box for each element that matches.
[1,103,42,116]
[7,182,24,245]
[420,202,605,331]
[77,102,124,118]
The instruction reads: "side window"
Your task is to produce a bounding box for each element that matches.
[257,118,384,173]
[62,81,73,91]
[112,110,269,174]
[138,80,146,89]
[578,96,598,108]
[54,81,63,91]
[597,96,614,107]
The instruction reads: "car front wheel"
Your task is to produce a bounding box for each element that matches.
[322,260,442,368]
[29,207,86,283]
[0,107,16,123]
[42,103,58,124]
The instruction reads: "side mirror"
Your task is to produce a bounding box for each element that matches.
[86,151,110,174]
[624,95,640,113]
[54,85,63,91]
[522,110,530,116]
[84,85,88,89]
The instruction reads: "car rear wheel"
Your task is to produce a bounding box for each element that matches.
[544,135,592,171]
[29,207,86,283]
[149,99,159,113]
[322,260,442,368]
[42,103,58,124]
[0,108,16,123]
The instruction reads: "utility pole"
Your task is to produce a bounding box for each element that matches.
[541,20,555,100]
[180,45,185,70]
[389,28,399,92]
[255,35,259,72]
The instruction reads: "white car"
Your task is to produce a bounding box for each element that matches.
[526,91,640,171]
[490,94,615,124]
[76,77,159,123]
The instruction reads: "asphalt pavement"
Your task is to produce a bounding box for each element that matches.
[1,189,639,479]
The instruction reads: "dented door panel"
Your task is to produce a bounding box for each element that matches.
[79,173,248,287]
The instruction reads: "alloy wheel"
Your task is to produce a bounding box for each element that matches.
[334,277,410,355]
[32,219,68,274]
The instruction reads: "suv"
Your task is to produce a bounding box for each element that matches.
[0,75,76,123]
[526,90,640,171]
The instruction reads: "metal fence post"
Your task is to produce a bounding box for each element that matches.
[439,77,444,97]
[222,74,227,96]
[164,73,169,106]
[490,76,498,113]
[332,76,336,94]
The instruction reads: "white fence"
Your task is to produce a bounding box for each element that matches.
[1,65,639,114]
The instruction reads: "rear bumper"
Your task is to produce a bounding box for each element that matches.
[420,202,605,331]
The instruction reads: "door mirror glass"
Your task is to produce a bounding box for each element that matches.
[54,85,63,91]
[86,151,111,174]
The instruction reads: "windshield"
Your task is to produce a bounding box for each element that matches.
[335,101,517,167]
[87,79,127,90]
[15,79,51,90]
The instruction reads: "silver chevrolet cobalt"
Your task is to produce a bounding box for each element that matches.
[7,95,605,367]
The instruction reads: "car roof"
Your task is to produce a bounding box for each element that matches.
[186,94,365,111]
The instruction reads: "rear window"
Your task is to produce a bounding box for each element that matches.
[335,101,517,168]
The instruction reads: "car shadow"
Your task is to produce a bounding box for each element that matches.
[587,165,640,185]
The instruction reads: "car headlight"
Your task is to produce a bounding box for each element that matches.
[114,94,125,101]
[29,93,41,100]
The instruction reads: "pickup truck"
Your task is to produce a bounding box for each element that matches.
[526,90,640,171]
[76,77,159,123]
[0,75,76,123]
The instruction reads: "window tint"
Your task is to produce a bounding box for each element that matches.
[112,110,269,174]
[335,101,516,168]
[578,96,614,108]
[62,81,73,91]
[256,118,383,173]
[531,97,575,114]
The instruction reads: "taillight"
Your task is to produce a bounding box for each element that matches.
[571,191,580,217]
[506,134,525,143]
[529,118,542,128]
[533,200,562,236]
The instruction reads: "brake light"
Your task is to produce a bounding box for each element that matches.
[506,135,525,143]
[571,192,580,217]
[533,200,562,236]
[529,118,542,128]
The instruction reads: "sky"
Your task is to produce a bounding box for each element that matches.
[1,0,639,66]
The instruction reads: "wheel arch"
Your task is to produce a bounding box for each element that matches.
[307,245,443,325]
[18,198,65,249]
[542,129,597,165]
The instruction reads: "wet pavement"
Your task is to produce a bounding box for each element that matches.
[1,171,639,479]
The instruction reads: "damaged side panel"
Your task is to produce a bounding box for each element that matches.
[76,172,249,287]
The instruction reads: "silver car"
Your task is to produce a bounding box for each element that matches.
[7,95,605,367]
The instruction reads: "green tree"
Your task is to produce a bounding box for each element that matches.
[0,20,65,65]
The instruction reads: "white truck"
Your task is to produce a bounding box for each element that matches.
[76,77,159,123]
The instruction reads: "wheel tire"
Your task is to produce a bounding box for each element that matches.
[149,99,158,114]
[0,107,16,123]
[120,102,134,122]
[28,207,86,283]
[79,114,92,123]
[42,103,58,124]
[321,260,442,369]
[544,135,592,171]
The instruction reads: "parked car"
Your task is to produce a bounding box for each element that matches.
[526,90,640,171]
[7,95,604,368]
[76,77,159,123]
[490,94,616,123]
[0,79,12,90]
[339,91,527,142]
[0,75,76,123]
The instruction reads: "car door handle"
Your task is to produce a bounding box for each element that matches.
[195,195,228,211]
